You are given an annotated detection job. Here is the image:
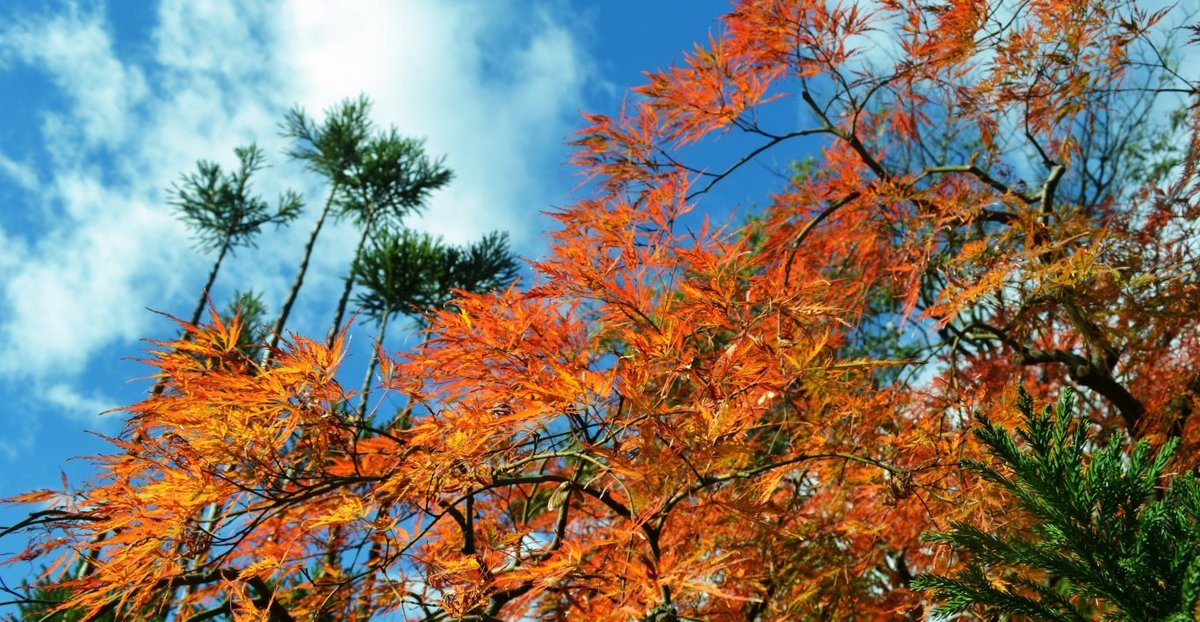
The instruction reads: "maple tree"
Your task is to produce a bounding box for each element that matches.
[3,0,1199,619]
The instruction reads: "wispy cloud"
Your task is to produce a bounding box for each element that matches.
[0,432,34,462]
[0,151,38,191]
[42,382,118,422]
[0,1,589,422]
[0,4,148,150]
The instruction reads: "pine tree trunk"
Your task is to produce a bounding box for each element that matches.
[189,235,232,329]
[327,215,374,347]
[268,191,336,354]
[152,235,232,397]
[357,310,391,422]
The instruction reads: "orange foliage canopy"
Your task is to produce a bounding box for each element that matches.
[5,0,1199,619]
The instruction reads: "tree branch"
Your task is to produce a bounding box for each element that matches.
[1017,347,1144,430]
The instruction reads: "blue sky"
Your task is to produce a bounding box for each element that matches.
[0,0,751,595]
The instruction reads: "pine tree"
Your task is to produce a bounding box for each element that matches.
[269,96,374,353]
[913,387,1200,620]
[170,143,302,329]
[326,129,453,346]
[352,228,519,420]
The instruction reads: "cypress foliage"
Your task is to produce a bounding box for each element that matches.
[913,387,1200,620]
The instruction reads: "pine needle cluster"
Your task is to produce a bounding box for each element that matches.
[914,387,1200,620]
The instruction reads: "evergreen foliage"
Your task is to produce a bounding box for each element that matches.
[353,229,520,322]
[350,228,519,420]
[169,143,302,254]
[281,95,373,188]
[913,387,1200,620]
[15,582,83,621]
[337,130,453,227]
[169,143,302,328]
[323,122,455,344]
[269,96,376,352]
[14,575,166,621]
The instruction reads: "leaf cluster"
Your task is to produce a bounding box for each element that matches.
[336,129,453,227]
[169,143,303,253]
[353,229,520,322]
[220,289,268,360]
[281,95,373,186]
[914,387,1200,620]
[282,96,453,227]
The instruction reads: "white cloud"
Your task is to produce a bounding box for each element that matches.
[0,431,34,462]
[0,151,37,191]
[0,0,589,399]
[279,0,587,247]
[0,4,147,150]
[42,382,117,422]
[1,177,183,376]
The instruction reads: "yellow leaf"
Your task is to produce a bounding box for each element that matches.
[239,555,281,580]
[547,481,572,511]
[758,469,788,504]
[308,495,365,529]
